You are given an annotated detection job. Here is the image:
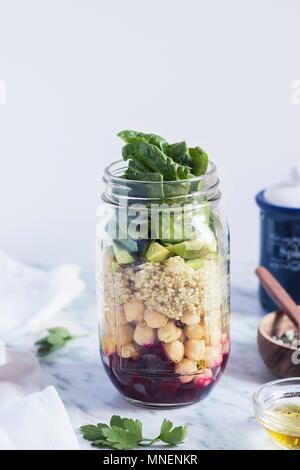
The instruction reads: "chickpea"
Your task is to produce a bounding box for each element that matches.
[184,323,205,340]
[221,333,230,354]
[181,309,201,326]
[118,342,137,359]
[164,341,184,363]
[144,309,168,329]
[221,332,228,345]
[124,300,145,322]
[103,317,111,336]
[204,345,223,368]
[179,330,186,343]
[193,368,213,387]
[207,329,222,347]
[158,321,182,343]
[205,317,222,346]
[101,335,116,355]
[111,324,134,346]
[133,324,156,346]
[185,339,205,361]
[175,359,198,384]
[105,305,127,327]
[222,338,230,355]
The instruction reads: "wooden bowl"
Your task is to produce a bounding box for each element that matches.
[258,311,300,378]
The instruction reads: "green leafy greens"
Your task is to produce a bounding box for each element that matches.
[81,416,188,450]
[118,129,209,187]
[35,327,77,357]
[189,146,209,176]
[107,130,212,252]
[122,141,192,181]
[117,130,168,151]
[165,141,192,166]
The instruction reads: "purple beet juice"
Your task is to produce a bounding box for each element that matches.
[101,342,229,407]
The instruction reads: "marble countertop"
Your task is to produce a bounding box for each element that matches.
[16,261,279,450]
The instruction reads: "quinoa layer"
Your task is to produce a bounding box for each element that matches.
[105,255,222,321]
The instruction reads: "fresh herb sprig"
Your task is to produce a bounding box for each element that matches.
[35,327,77,357]
[81,416,188,450]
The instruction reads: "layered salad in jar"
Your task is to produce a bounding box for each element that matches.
[99,130,230,407]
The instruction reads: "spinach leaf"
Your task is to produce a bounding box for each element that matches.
[165,141,192,166]
[125,159,149,175]
[125,170,163,183]
[163,180,191,199]
[118,130,168,151]
[122,142,191,181]
[189,146,209,176]
[125,168,164,199]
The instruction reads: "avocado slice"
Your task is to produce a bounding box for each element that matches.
[185,258,205,271]
[146,242,171,262]
[167,239,204,260]
[202,205,211,224]
[200,237,217,255]
[111,260,120,273]
[186,253,218,270]
[113,243,135,264]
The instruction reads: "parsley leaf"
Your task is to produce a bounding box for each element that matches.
[80,424,108,442]
[110,415,124,428]
[80,415,188,450]
[102,427,141,450]
[35,327,77,357]
[159,419,188,445]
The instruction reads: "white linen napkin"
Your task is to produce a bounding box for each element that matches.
[0,386,80,450]
[0,253,85,450]
[0,252,85,342]
[0,348,44,413]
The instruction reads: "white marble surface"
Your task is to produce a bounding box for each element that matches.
[11,262,280,450]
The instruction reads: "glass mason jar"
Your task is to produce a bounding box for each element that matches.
[96,160,230,408]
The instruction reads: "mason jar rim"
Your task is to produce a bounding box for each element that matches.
[102,159,221,207]
[104,159,217,185]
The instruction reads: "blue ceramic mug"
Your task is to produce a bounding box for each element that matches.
[256,191,300,311]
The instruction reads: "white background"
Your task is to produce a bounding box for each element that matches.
[0,0,299,272]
